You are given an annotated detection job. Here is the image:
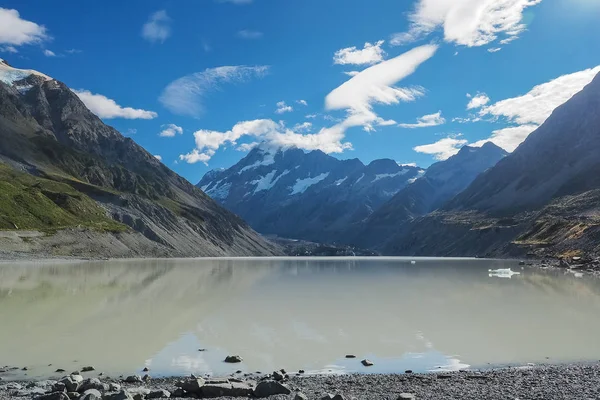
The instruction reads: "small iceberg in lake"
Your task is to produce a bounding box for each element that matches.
[488,268,521,279]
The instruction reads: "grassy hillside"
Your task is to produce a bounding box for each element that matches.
[0,163,127,233]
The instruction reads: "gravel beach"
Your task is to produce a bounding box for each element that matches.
[1,364,599,400]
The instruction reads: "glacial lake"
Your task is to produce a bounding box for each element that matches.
[1,257,600,380]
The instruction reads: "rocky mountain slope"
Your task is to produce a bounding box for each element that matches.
[0,59,279,258]
[349,142,508,249]
[383,71,600,258]
[198,146,424,242]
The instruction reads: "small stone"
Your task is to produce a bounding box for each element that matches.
[132,394,144,400]
[72,371,80,375]
[405,370,413,374]
[147,389,170,399]
[53,382,67,393]
[142,374,151,382]
[56,369,66,373]
[398,394,416,400]
[67,392,80,399]
[320,395,334,400]
[272,370,285,381]
[22,367,28,371]
[224,355,243,363]
[298,370,305,374]
[171,388,185,398]
[109,383,121,392]
[71,374,84,384]
[235,370,242,374]
[345,355,356,359]
[294,393,309,400]
[198,349,206,352]
[81,367,95,372]
[253,380,292,398]
[142,367,149,372]
[125,375,142,384]
[80,389,102,400]
[361,359,374,367]
[332,395,346,400]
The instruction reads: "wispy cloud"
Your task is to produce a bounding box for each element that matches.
[390,0,542,47]
[159,65,270,117]
[237,30,263,39]
[0,45,18,53]
[43,49,56,57]
[296,100,308,106]
[142,10,171,43]
[333,40,386,66]
[179,44,437,163]
[399,111,445,128]
[159,124,183,137]
[74,89,158,120]
[0,8,48,47]
[154,155,163,161]
[216,0,253,4]
[275,101,293,114]
[414,136,468,160]
[488,47,502,53]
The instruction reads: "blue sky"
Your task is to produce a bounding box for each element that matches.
[1,0,600,184]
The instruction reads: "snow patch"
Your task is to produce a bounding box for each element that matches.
[373,169,410,182]
[355,173,365,184]
[290,173,329,195]
[206,181,232,200]
[251,169,290,194]
[408,169,425,184]
[239,151,276,174]
[334,177,348,186]
[0,62,52,89]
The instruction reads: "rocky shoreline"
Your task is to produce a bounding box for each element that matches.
[2,364,600,400]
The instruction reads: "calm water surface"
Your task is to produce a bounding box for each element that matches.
[1,257,599,379]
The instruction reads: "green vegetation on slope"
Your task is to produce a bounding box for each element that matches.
[0,163,127,233]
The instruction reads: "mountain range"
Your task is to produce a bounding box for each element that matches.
[0,59,279,258]
[198,142,508,245]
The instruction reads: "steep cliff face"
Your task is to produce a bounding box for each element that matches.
[0,59,279,258]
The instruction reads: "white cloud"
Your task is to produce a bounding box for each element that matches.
[159,124,183,137]
[237,30,263,39]
[399,111,446,128]
[471,124,538,152]
[293,122,313,132]
[275,101,293,114]
[160,65,269,117]
[305,114,318,119]
[0,45,17,53]
[414,136,468,160]
[142,10,171,43]
[343,71,360,77]
[333,40,386,66]
[467,65,600,152]
[398,162,418,167]
[236,142,259,152]
[73,89,158,120]
[179,149,215,165]
[390,0,542,47]
[154,155,163,161]
[466,93,490,109]
[296,99,308,106]
[43,49,56,57]
[180,44,436,163]
[326,44,437,132]
[65,48,82,54]
[0,8,48,46]
[479,66,600,125]
[488,47,502,53]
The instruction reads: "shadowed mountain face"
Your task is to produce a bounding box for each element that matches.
[381,72,600,258]
[197,146,425,242]
[0,60,279,258]
[348,143,508,249]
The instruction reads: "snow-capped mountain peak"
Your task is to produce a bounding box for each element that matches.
[197,146,424,242]
[0,59,53,94]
